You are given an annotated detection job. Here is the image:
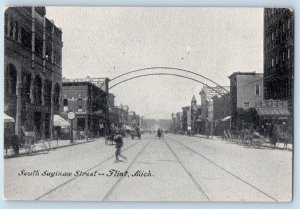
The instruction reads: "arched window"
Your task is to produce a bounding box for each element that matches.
[44,80,52,106]
[21,72,31,103]
[53,83,60,112]
[33,75,42,105]
[5,64,17,95]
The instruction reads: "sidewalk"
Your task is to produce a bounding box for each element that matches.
[4,138,102,158]
[192,134,293,151]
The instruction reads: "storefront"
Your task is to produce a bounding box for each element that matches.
[255,100,292,138]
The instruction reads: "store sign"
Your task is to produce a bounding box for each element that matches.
[256,100,288,108]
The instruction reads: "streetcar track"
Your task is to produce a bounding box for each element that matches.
[102,139,152,201]
[166,134,278,202]
[163,138,210,201]
[35,140,142,200]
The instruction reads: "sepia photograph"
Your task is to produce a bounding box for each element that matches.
[3,6,294,202]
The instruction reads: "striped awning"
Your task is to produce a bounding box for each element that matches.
[256,108,291,117]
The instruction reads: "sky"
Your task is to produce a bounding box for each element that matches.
[46,7,264,119]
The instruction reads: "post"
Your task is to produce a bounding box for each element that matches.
[70,119,73,144]
[210,121,214,139]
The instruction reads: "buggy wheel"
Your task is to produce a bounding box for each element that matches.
[7,144,15,156]
[25,144,32,155]
[42,141,50,153]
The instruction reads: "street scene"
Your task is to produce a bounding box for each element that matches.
[3,7,294,202]
[4,134,292,201]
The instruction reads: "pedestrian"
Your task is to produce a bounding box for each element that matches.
[114,131,127,163]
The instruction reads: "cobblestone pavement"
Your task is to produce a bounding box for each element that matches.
[4,134,292,201]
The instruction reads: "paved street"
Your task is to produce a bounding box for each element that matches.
[4,134,292,202]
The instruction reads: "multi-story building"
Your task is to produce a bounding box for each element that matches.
[199,85,229,105]
[115,104,129,127]
[212,93,231,135]
[128,111,140,128]
[264,8,294,103]
[228,72,263,129]
[61,79,109,138]
[4,7,63,140]
[199,86,229,134]
[181,106,190,132]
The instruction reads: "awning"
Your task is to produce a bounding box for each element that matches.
[222,116,231,122]
[54,115,70,127]
[256,108,291,117]
[4,113,15,123]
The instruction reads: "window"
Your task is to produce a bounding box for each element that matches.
[63,98,68,112]
[288,19,291,29]
[21,28,32,49]
[255,84,260,96]
[271,58,274,67]
[35,36,43,57]
[14,21,19,41]
[271,32,274,41]
[5,14,8,36]
[78,98,83,112]
[288,49,290,59]
[9,18,14,38]
[243,101,250,108]
[282,51,285,62]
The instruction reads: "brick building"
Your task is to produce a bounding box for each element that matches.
[264,8,294,103]
[212,93,231,135]
[4,7,63,140]
[228,72,263,129]
[198,86,229,134]
[61,79,109,138]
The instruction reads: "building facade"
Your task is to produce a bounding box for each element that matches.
[61,81,109,138]
[264,8,294,103]
[4,7,63,140]
[198,86,229,134]
[228,72,263,129]
[212,93,231,135]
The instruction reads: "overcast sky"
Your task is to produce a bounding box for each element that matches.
[46,7,264,119]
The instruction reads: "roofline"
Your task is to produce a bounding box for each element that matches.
[228,71,263,79]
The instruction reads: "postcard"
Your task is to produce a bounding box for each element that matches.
[3,7,294,201]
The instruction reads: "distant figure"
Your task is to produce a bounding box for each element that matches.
[269,124,277,148]
[114,132,127,163]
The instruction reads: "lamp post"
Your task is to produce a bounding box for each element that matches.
[67,111,76,144]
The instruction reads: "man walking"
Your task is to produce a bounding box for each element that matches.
[114,130,127,163]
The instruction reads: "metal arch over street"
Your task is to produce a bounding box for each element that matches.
[109,66,229,94]
[109,73,227,97]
